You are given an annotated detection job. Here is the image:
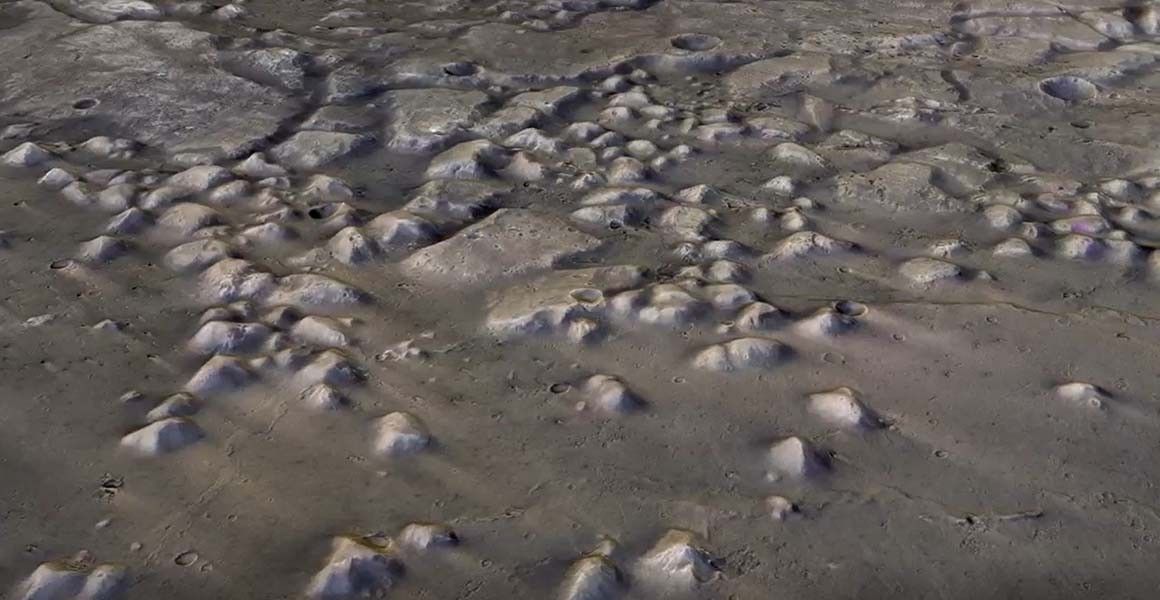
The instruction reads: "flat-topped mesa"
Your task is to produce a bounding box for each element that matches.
[899,257,965,286]
[693,337,792,372]
[485,265,644,340]
[402,209,602,287]
[383,88,489,153]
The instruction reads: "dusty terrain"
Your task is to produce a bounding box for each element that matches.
[3,0,1160,598]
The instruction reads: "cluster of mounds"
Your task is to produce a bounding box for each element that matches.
[7,0,1160,596]
[13,553,126,600]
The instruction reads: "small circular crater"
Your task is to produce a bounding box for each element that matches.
[174,551,198,566]
[833,300,868,317]
[671,33,721,52]
[549,382,570,394]
[49,259,73,270]
[569,288,603,304]
[73,98,99,110]
[443,62,478,77]
[1039,76,1098,102]
[365,534,391,547]
[307,206,326,219]
[821,351,845,364]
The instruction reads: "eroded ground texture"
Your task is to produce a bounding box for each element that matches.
[4,0,1160,598]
